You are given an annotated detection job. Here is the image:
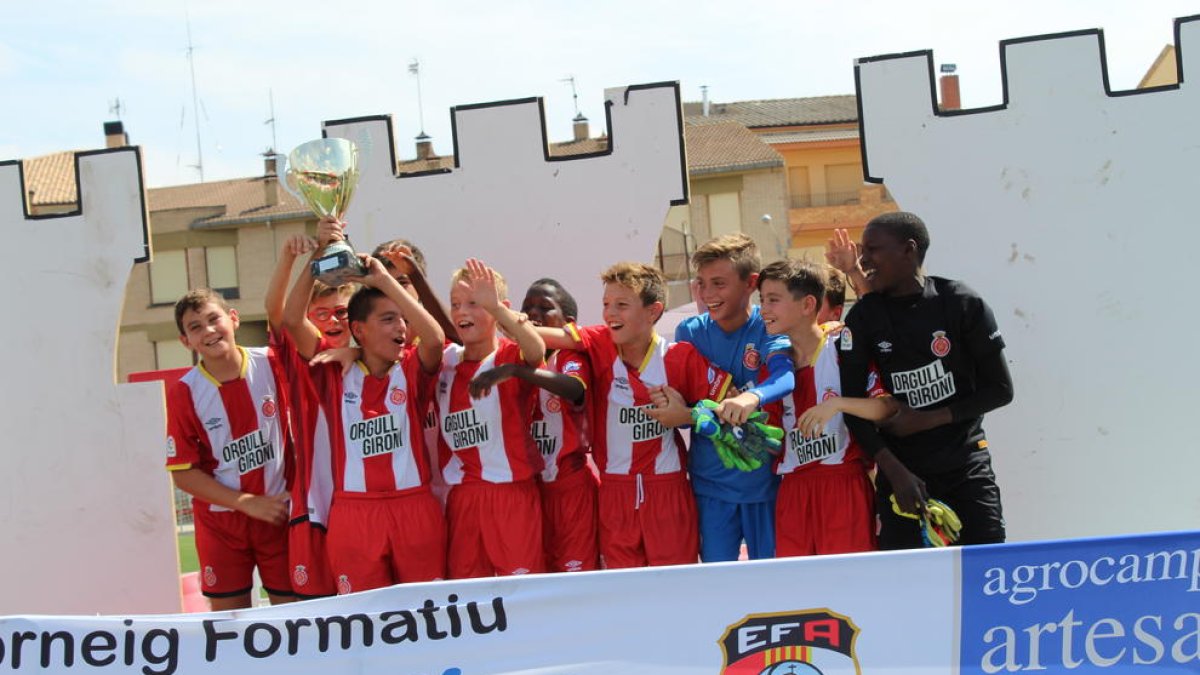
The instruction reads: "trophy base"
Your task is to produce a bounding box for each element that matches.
[311,249,366,287]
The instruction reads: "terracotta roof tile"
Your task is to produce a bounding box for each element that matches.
[397,156,455,174]
[22,151,78,206]
[684,122,783,175]
[148,176,308,225]
[684,95,858,128]
[548,137,608,157]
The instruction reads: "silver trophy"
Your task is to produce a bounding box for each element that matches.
[284,138,365,286]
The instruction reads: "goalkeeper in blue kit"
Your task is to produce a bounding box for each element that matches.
[649,234,796,561]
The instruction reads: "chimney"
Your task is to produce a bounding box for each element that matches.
[572,113,589,142]
[938,64,961,111]
[701,85,710,117]
[263,151,279,206]
[104,121,128,148]
[415,133,434,160]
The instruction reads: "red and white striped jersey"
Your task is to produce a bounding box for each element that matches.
[271,329,335,526]
[567,324,732,476]
[307,348,436,493]
[437,339,542,485]
[777,333,886,475]
[166,346,291,511]
[533,350,591,483]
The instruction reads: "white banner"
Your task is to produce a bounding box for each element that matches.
[0,548,957,674]
[10,530,1196,674]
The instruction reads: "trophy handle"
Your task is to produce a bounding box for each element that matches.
[276,154,307,203]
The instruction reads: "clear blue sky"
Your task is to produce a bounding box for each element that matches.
[2,1,1194,187]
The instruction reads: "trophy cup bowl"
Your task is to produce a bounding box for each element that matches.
[285,138,365,286]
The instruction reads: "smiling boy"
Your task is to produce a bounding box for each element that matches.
[673,234,795,561]
[438,259,548,578]
[758,259,892,556]
[166,289,295,610]
[840,212,1013,549]
[538,262,733,568]
[285,250,448,593]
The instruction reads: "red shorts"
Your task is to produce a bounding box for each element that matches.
[447,479,545,579]
[325,487,447,594]
[776,461,877,557]
[193,505,291,598]
[288,520,335,598]
[598,472,698,569]
[540,468,599,572]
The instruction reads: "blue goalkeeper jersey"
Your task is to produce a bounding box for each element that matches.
[675,306,791,503]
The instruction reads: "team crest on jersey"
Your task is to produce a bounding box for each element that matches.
[203,566,217,587]
[390,387,407,405]
[166,436,176,458]
[930,330,951,358]
[719,609,862,674]
[546,397,563,414]
[337,574,352,595]
[821,387,838,402]
[293,564,309,588]
[743,344,761,370]
[839,328,853,351]
[261,396,277,418]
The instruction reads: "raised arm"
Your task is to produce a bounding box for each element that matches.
[357,255,445,373]
[264,234,316,328]
[280,217,350,358]
[465,258,544,367]
[376,242,461,345]
[826,228,870,297]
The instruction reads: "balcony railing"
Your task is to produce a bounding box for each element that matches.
[791,187,895,209]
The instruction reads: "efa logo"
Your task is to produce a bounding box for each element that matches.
[261,396,277,418]
[719,609,862,674]
[390,387,407,405]
[546,397,563,414]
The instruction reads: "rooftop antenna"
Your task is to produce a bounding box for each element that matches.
[408,59,427,139]
[560,75,582,119]
[264,88,278,154]
[108,98,124,120]
[185,11,204,181]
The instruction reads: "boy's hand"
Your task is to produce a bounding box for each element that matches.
[646,385,692,428]
[317,217,346,247]
[351,254,393,289]
[825,228,862,276]
[469,363,515,399]
[235,492,289,526]
[282,234,317,259]
[312,346,363,375]
[716,390,761,426]
[464,257,503,312]
[376,243,419,278]
[797,398,839,438]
